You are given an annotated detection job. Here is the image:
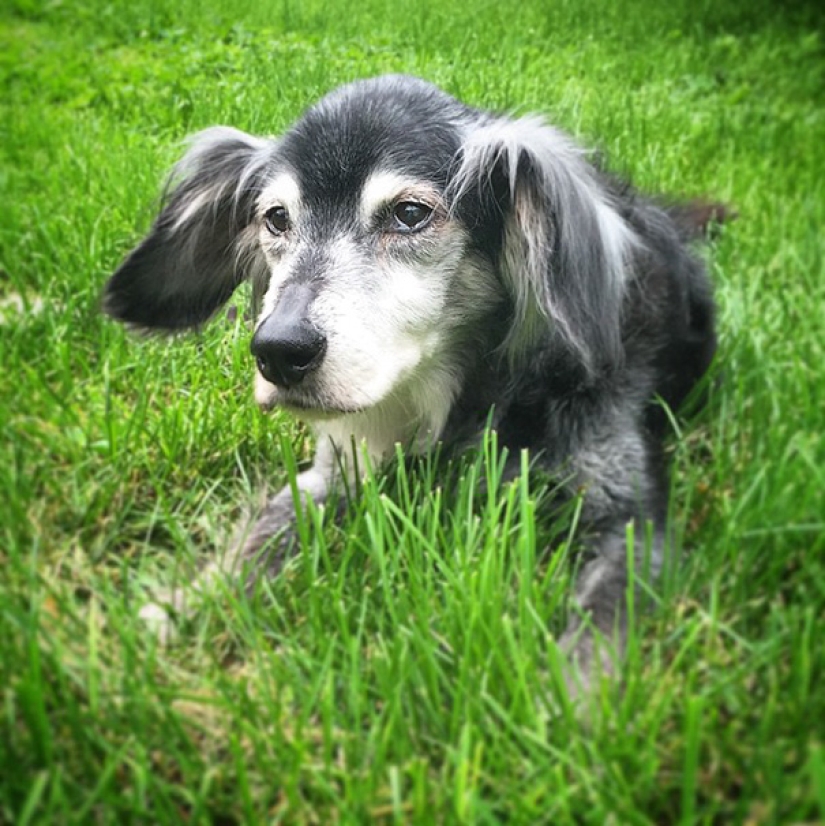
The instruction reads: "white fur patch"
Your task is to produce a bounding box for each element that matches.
[254,369,279,409]
[257,172,302,216]
[171,189,217,231]
[359,171,441,222]
[138,602,178,646]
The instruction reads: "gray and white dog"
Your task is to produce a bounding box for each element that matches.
[104,75,719,692]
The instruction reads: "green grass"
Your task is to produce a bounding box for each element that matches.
[2,0,824,822]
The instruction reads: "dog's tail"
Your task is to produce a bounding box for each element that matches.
[667,200,737,241]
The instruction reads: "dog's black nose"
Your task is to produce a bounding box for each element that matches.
[252,327,326,388]
[251,284,326,388]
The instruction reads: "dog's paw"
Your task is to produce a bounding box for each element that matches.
[138,588,187,646]
[556,626,620,712]
[138,601,179,645]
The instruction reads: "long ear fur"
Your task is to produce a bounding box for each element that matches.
[450,115,638,374]
[103,127,272,331]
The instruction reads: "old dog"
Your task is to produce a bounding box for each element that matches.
[104,75,720,693]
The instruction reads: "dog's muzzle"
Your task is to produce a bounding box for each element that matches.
[251,283,327,389]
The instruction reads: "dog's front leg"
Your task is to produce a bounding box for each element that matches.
[234,438,337,588]
[558,523,664,693]
[556,428,667,701]
[139,438,336,641]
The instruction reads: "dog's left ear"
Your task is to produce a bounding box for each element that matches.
[450,116,637,374]
[104,127,273,331]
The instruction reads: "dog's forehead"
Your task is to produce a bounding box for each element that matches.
[276,77,469,203]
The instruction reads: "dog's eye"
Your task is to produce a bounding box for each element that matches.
[264,206,289,234]
[392,201,433,232]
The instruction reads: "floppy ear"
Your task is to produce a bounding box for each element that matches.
[104,127,273,331]
[450,116,637,374]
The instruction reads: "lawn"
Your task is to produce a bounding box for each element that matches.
[1,0,824,822]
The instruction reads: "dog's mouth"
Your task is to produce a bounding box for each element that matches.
[282,395,365,418]
[254,371,364,418]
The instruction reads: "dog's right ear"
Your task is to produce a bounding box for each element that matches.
[103,127,273,331]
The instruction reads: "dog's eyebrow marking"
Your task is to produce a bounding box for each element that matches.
[360,171,440,222]
[258,172,302,215]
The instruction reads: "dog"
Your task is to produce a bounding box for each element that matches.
[104,74,720,695]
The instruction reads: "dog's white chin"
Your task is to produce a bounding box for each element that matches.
[254,371,280,410]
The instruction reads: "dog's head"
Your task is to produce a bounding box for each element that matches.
[105,75,635,422]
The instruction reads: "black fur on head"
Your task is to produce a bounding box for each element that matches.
[104,75,719,410]
[104,76,638,388]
